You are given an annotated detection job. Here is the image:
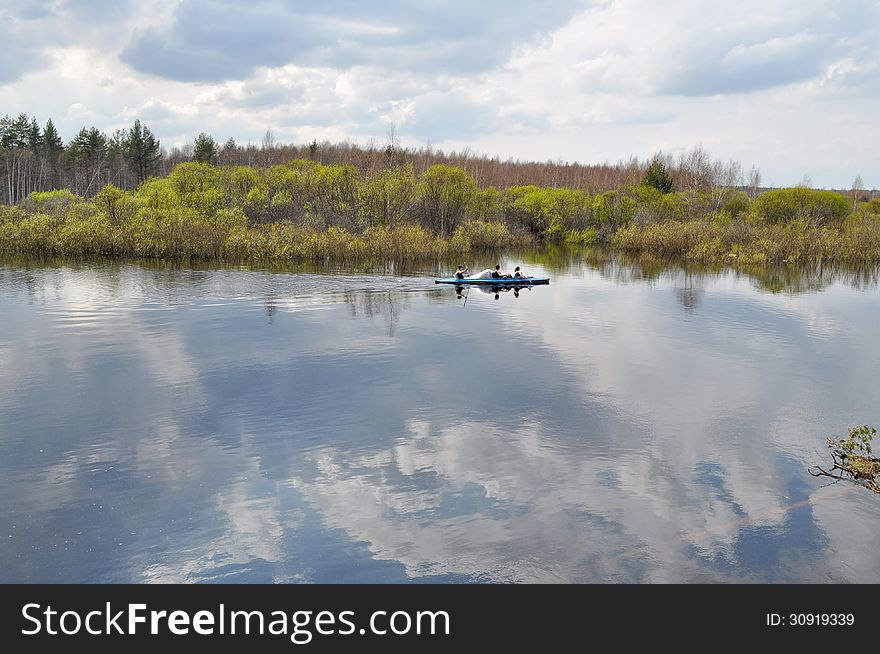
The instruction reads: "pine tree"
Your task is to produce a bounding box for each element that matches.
[27,117,41,152]
[66,127,108,196]
[42,118,64,189]
[644,157,674,194]
[192,132,217,164]
[123,119,161,183]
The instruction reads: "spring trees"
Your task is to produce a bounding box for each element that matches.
[644,157,674,194]
[747,165,762,199]
[65,127,108,197]
[851,175,864,209]
[358,165,417,228]
[41,118,64,190]
[676,146,743,211]
[1,114,29,203]
[193,133,218,164]
[417,164,477,237]
[753,188,850,226]
[123,120,161,184]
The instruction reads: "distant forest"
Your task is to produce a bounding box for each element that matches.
[0,112,794,204]
[4,113,880,265]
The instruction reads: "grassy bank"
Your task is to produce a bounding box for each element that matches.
[612,213,880,265]
[0,209,531,263]
[1,160,879,265]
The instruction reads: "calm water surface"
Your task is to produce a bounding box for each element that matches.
[1,256,879,582]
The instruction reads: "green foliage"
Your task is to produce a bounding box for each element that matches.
[358,165,417,227]
[814,425,880,492]
[471,186,503,221]
[122,119,161,183]
[5,156,880,266]
[417,164,478,237]
[139,178,180,213]
[504,186,554,235]
[314,163,359,229]
[222,166,260,207]
[643,157,674,194]
[720,191,751,217]
[167,162,224,216]
[563,227,597,246]
[610,212,880,265]
[592,191,635,237]
[449,220,526,251]
[21,189,86,216]
[841,426,876,456]
[94,184,136,225]
[629,185,690,224]
[192,133,217,164]
[212,206,248,230]
[245,186,269,211]
[66,127,106,161]
[752,188,850,226]
[860,198,880,215]
[0,212,57,254]
[0,113,31,147]
[503,186,591,240]
[42,118,63,154]
[54,213,115,256]
[64,127,109,196]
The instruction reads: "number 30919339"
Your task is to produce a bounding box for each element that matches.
[766,613,854,626]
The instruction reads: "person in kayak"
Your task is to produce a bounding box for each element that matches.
[491,264,512,279]
[513,266,524,278]
[454,265,470,279]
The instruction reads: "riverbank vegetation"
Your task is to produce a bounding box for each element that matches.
[810,426,879,494]
[2,113,879,265]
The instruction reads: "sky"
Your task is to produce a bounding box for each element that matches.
[1,0,878,188]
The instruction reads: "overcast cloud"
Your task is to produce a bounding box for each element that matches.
[1,0,878,187]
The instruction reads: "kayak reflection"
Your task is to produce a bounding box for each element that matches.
[454,284,531,301]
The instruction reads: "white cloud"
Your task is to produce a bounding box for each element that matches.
[0,0,878,186]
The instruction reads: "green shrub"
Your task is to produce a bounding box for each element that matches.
[417,164,478,237]
[753,188,850,226]
[20,189,86,217]
[450,220,523,251]
[167,162,225,216]
[592,191,635,236]
[721,191,751,217]
[94,184,139,225]
[643,157,674,193]
[0,212,57,254]
[563,227,597,246]
[859,198,880,215]
[358,165,417,227]
[503,186,591,240]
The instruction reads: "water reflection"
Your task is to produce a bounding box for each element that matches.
[519,246,880,296]
[673,273,704,312]
[451,284,536,302]
[1,257,880,583]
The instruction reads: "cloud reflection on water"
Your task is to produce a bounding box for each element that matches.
[1,260,879,582]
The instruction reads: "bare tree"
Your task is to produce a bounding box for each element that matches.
[709,159,743,210]
[676,145,715,196]
[747,165,761,199]
[384,123,399,168]
[262,128,276,166]
[851,174,864,209]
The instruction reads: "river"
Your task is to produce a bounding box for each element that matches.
[1,254,879,582]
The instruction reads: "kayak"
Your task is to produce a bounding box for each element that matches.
[435,276,550,285]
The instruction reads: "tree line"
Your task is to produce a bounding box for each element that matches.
[0,114,163,203]
[2,147,878,265]
[4,112,803,206]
